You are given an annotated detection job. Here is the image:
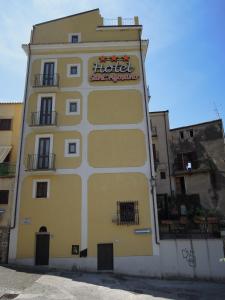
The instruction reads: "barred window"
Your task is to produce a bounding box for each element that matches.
[36,182,48,198]
[117,201,139,225]
[0,119,12,130]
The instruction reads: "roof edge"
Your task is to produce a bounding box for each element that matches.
[170,119,222,131]
[34,8,100,27]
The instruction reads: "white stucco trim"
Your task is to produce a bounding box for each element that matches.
[64,139,80,157]
[32,179,50,199]
[68,32,81,43]
[67,64,80,77]
[65,99,80,115]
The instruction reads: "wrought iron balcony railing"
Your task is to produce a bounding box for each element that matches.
[27,154,56,171]
[30,111,57,126]
[33,74,59,88]
[0,163,16,177]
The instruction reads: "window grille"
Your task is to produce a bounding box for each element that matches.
[117,201,139,225]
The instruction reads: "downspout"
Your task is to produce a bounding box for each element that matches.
[10,43,32,230]
[163,112,172,195]
[138,29,160,244]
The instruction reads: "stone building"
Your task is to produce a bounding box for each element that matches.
[0,102,22,262]
[150,111,225,238]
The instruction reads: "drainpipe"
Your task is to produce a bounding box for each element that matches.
[138,29,160,244]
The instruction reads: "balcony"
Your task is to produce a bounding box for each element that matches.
[26,154,56,171]
[0,163,16,177]
[173,159,210,175]
[33,74,59,88]
[30,111,57,127]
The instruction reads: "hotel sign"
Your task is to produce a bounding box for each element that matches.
[90,55,139,83]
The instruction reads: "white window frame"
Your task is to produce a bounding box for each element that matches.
[68,32,81,43]
[67,64,80,78]
[66,99,80,116]
[32,179,50,199]
[34,134,54,156]
[40,59,57,75]
[64,139,80,157]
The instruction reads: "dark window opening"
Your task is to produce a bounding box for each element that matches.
[70,66,78,75]
[189,129,194,137]
[68,143,76,154]
[0,190,9,204]
[71,35,79,43]
[175,177,186,194]
[179,131,184,139]
[160,171,166,179]
[117,201,139,225]
[36,182,48,198]
[176,152,198,171]
[0,119,12,130]
[39,226,47,232]
[69,102,77,112]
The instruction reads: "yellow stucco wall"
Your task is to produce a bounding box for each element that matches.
[32,10,139,44]
[27,92,82,127]
[88,173,152,256]
[17,174,81,258]
[24,131,82,169]
[88,129,146,167]
[88,90,143,124]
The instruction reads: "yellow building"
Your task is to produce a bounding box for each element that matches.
[9,9,160,275]
[0,102,22,262]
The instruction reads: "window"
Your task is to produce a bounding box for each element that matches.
[68,33,81,43]
[175,177,186,195]
[0,119,12,130]
[70,66,78,75]
[33,180,49,198]
[189,129,194,137]
[179,131,184,139]
[64,139,80,157]
[67,64,80,77]
[160,171,166,179]
[117,201,139,225]
[0,190,9,204]
[71,35,79,43]
[66,99,80,115]
[68,143,76,154]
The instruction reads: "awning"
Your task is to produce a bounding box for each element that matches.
[0,209,5,214]
[0,146,12,163]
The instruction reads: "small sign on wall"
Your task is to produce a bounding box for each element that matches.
[72,245,79,255]
[21,218,31,225]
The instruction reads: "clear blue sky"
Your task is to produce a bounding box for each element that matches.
[0,0,224,128]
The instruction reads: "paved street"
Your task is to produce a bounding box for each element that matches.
[0,265,225,300]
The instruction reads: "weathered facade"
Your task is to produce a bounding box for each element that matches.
[0,102,22,262]
[150,111,225,238]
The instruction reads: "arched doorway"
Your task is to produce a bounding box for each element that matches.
[35,226,50,265]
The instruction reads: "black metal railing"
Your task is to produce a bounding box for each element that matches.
[30,111,57,126]
[33,74,59,87]
[0,163,16,177]
[27,154,56,171]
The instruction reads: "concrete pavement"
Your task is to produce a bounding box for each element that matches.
[0,265,225,299]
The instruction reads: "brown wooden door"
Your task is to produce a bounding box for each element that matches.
[97,243,113,270]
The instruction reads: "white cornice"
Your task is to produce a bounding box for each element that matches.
[22,40,148,54]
